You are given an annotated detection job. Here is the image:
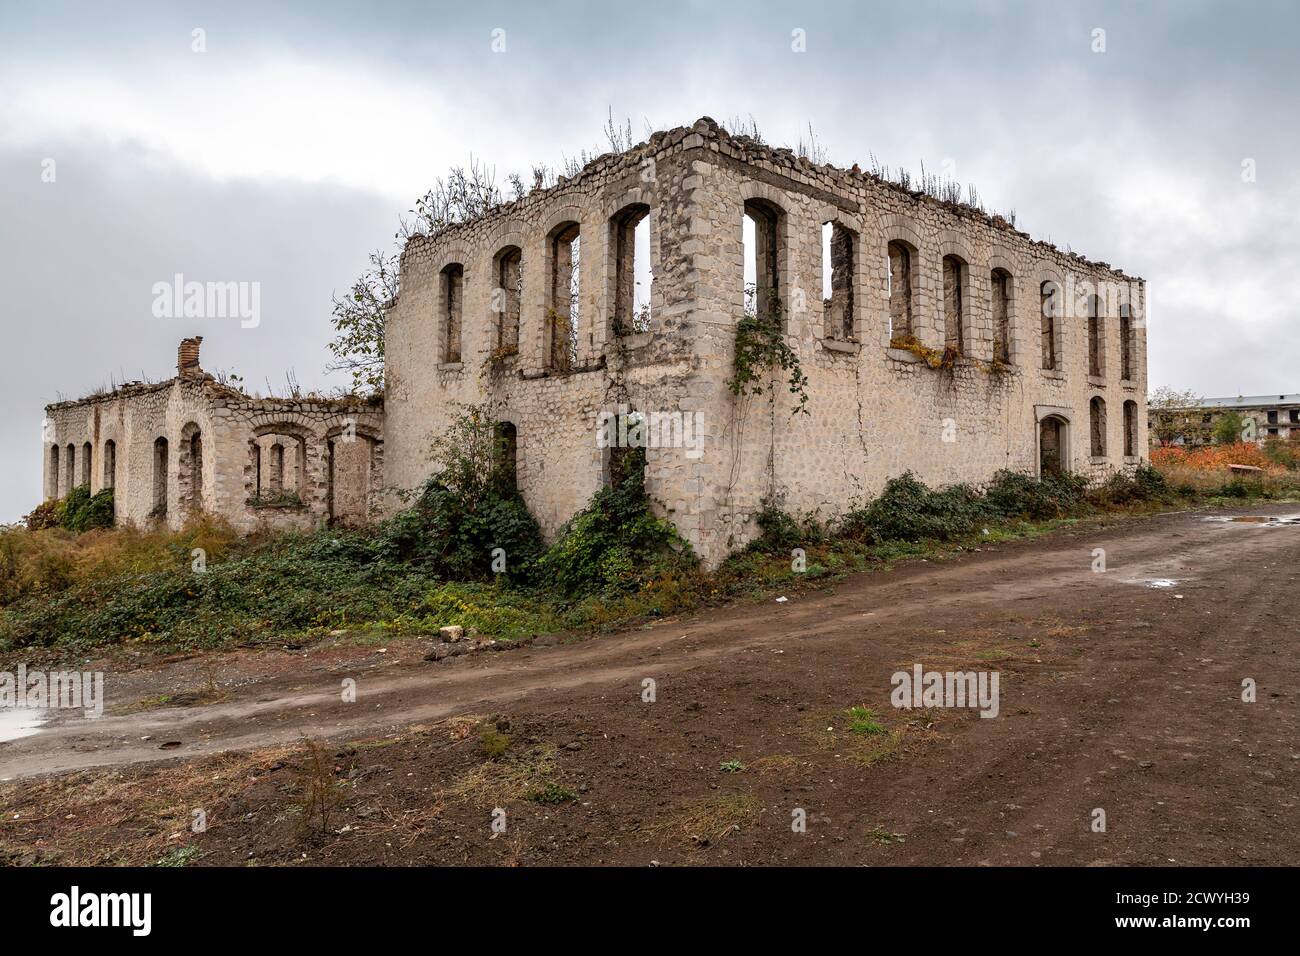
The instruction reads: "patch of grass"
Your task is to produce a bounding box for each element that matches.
[153,845,200,867]
[479,724,512,760]
[845,706,886,735]
[0,745,296,866]
[115,683,228,715]
[644,792,760,847]
[866,826,905,846]
[812,708,916,767]
[525,781,578,804]
[440,745,558,806]
[718,759,746,773]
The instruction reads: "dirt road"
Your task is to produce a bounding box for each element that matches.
[2,504,1297,866]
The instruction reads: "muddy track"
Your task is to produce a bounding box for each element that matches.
[3,505,1295,777]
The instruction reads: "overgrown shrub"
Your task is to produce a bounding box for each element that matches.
[982,469,1090,520]
[1088,463,1173,507]
[839,473,986,544]
[58,486,116,532]
[537,448,693,596]
[749,499,824,554]
[377,478,543,584]
[24,499,60,532]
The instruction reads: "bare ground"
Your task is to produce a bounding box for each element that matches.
[2,503,1297,866]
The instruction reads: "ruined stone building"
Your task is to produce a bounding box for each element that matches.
[386,117,1148,569]
[42,338,384,530]
[1150,394,1300,446]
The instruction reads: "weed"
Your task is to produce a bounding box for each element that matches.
[479,724,512,760]
[293,738,345,839]
[644,792,760,847]
[153,845,200,867]
[525,781,578,804]
[846,706,886,735]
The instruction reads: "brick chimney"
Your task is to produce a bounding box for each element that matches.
[178,336,204,380]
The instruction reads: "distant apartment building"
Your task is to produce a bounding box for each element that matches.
[1149,394,1300,446]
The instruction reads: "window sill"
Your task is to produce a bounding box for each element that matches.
[438,362,464,372]
[1086,375,1107,388]
[1120,379,1138,389]
[821,338,861,354]
[1041,369,1066,381]
[885,347,924,364]
[1089,456,1109,464]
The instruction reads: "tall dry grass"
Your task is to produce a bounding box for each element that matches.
[0,516,239,608]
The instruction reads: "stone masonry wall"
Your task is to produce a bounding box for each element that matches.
[43,349,384,533]
[382,117,1150,569]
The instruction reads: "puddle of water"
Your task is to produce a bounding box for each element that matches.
[1146,579,1179,589]
[0,709,49,744]
[1202,515,1300,526]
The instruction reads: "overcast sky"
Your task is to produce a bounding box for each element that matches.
[2,0,1297,521]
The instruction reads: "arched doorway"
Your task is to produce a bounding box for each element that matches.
[1039,415,1069,476]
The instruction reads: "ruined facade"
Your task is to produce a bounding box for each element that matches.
[42,339,384,530]
[385,117,1148,569]
[1149,394,1300,446]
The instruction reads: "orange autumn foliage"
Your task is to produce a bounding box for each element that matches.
[1150,441,1277,472]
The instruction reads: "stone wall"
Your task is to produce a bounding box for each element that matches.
[385,117,1148,568]
[43,342,384,532]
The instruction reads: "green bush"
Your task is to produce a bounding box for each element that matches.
[982,469,1089,520]
[748,500,825,554]
[58,486,116,533]
[1088,464,1173,507]
[378,479,543,584]
[537,448,693,597]
[839,473,985,544]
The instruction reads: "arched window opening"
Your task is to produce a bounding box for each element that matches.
[942,255,966,354]
[1040,281,1060,370]
[152,437,169,518]
[49,445,60,499]
[743,198,783,324]
[66,444,76,494]
[269,442,285,493]
[1090,397,1108,457]
[611,205,652,336]
[887,240,914,339]
[822,221,856,341]
[441,263,464,364]
[548,223,581,371]
[103,440,117,491]
[493,421,518,492]
[81,442,91,487]
[1087,294,1105,377]
[1124,400,1139,457]
[1119,305,1134,380]
[493,247,522,357]
[991,268,1012,364]
[179,426,204,515]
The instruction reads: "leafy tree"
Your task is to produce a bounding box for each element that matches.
[1147,386,1206,446]
[327,251,397,395]
[1212,410,1247,445]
